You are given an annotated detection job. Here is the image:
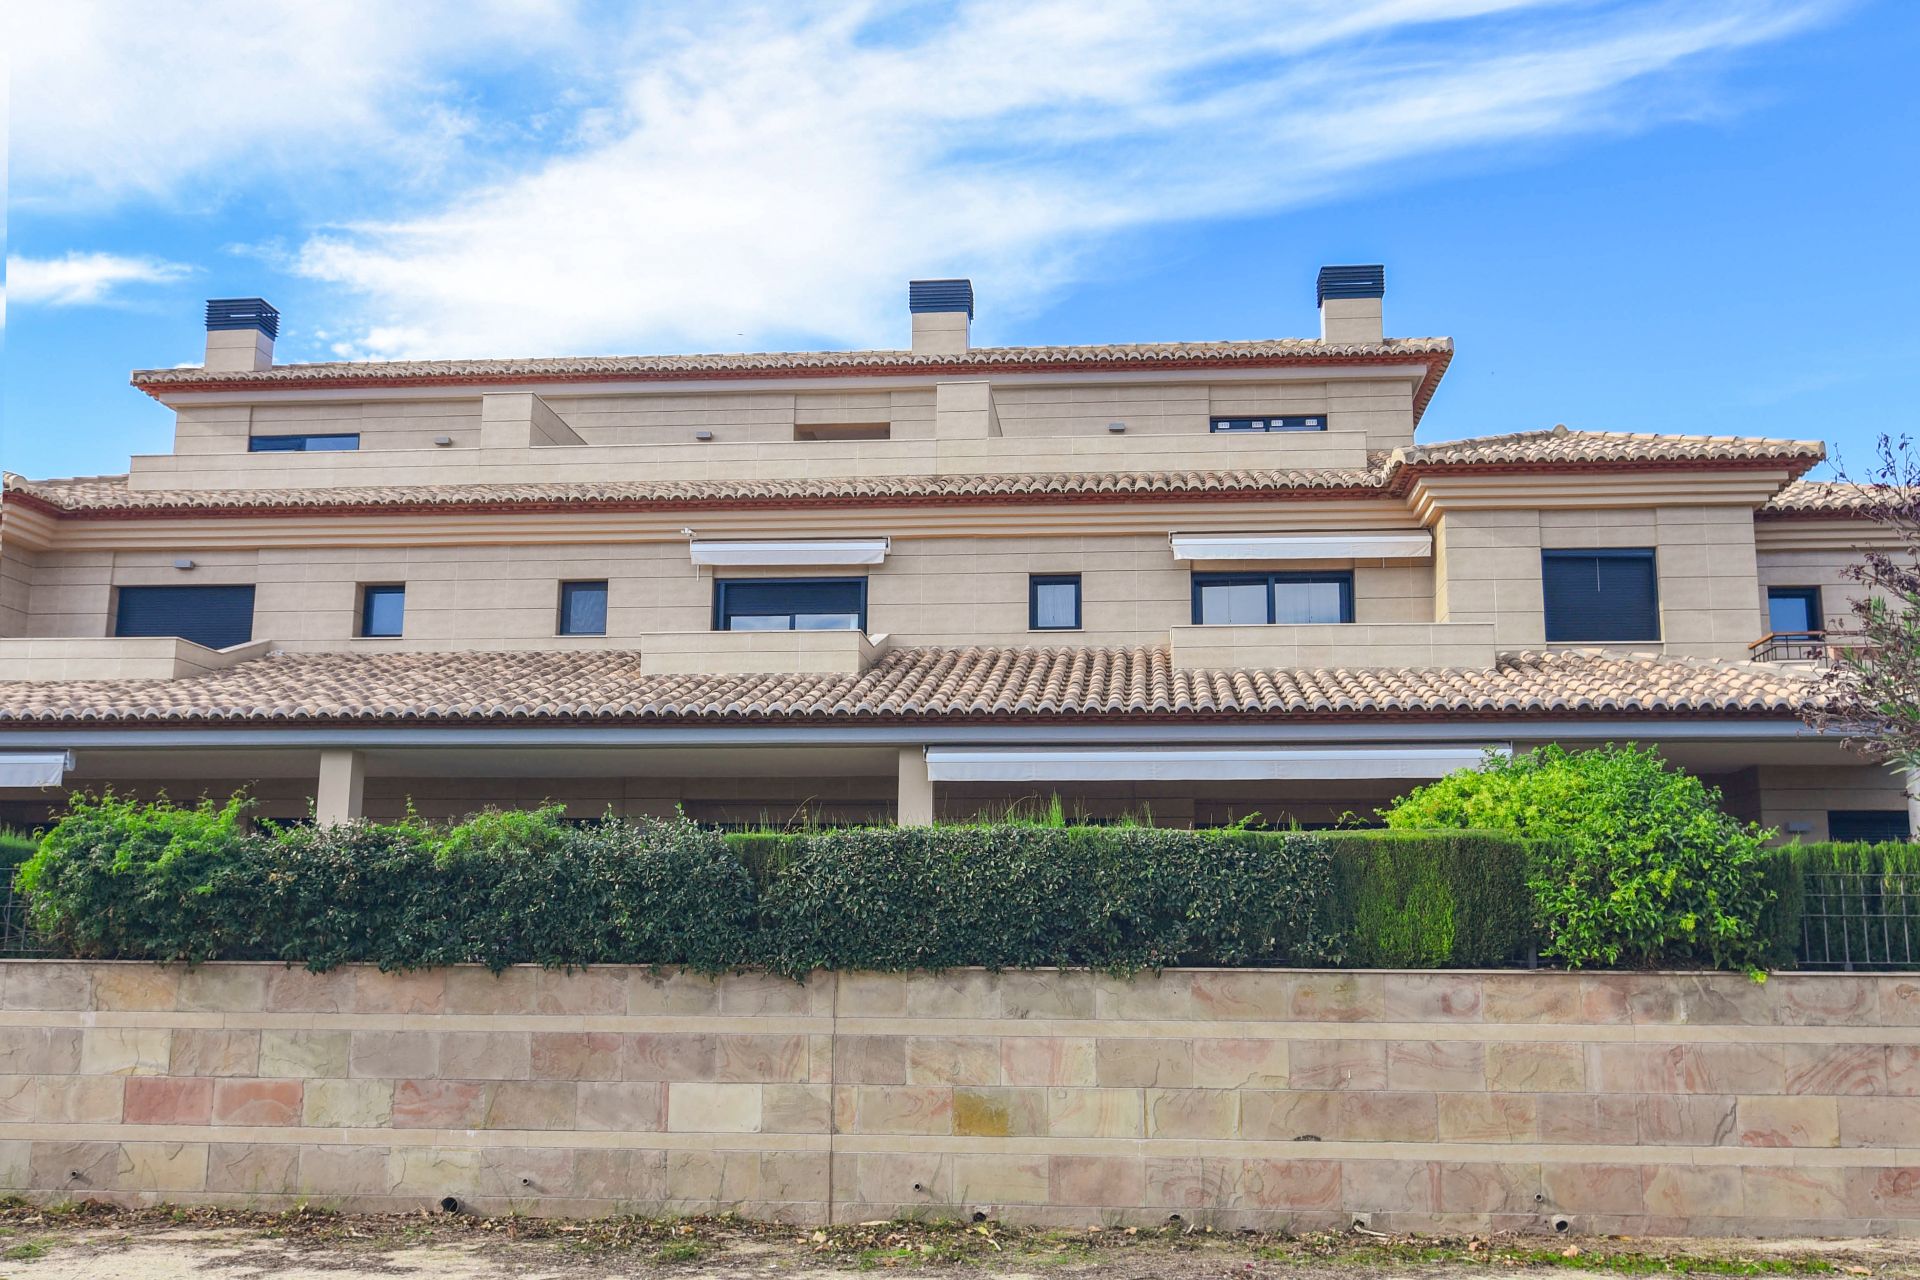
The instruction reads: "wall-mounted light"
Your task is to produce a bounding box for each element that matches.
[694,430,715,441]
[433,435,453,447]
[173,558,196,571]
[1107,421,1127,433]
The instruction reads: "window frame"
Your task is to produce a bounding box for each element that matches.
[711,576,868,633]
[1028,574,1083,631]
[1540,547,1661,643]
[358,584,406,638]
[1208,415,1326,433]
[557,579,610,637]
[1827,810,1910,843]
[1190,570,1355,626]
[247,433,361,453]
[1766,585,1824,635]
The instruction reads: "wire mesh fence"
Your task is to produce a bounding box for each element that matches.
[1798,869,1920,970]
[0,886,51,958]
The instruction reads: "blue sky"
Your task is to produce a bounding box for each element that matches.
[3,0,1915,481]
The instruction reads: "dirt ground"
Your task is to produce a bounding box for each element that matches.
[0,1204,1914,1280]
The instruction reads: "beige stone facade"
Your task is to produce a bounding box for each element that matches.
[0,270,1904,835]
[3,961,1918,1235]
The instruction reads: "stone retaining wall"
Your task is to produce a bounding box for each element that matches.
[1,962,1917,1235]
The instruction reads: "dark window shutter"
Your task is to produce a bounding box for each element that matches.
[1542,550,1659,642]
[114,585,256,650]
[1827,810,1910,842]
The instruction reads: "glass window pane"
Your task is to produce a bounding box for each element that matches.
[1768,590,1816,633]
[362,586,405,637]
[728,615,791,631]
[1033,580,1079,629]
[795,613,861,630]
[1198,581,1267,625]
[560,582,607,635]
[1274,580,1344,624]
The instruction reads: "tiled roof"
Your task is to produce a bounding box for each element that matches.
[3,430,1826,518]
[0,645,1814,727]
[1396,427,1825,470]
[130,337,1454,388]
[1761,480,1885,516]
[3,466,1385,515]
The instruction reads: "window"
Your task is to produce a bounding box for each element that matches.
[1191,572,1353,625]
[359,584,405,637]
[1029,575,1082,630]
[1828,810,1909,843]
[558,580,608,636]
[1541,549,1659,642]
[1768,586,1823,635]
[114,585,255,650]
[713,578,865,631]
[1209,415,1324,433]
[247,433,360,452]
[794,423,890,441]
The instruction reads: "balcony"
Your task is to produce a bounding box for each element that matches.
[1748,630,1869,665]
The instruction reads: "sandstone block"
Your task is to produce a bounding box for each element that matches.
[206,1141,299,1194]
[349,1031,437,1080]
[954,1086,1048,1137]
[851,1085,952,1135]
[1190,1038,1288,1089]
[81,1028,172,1076]
[437,1032,531,1081]
[577,1081,666,1132]
[123,1076,213,1125]
[1094,1038,1192,1088]
[762,1083,831,1133]
[714,1034,808,1084]
[1047,1087,1144,1138]
[392,1079,489,1129]
[261,1029,351,1079]
[668,1082,763,1133]
[623,1033,717,1082]
[1289,1039,1386,1091]
[304,1079,394,1129]
[1050,1154,1145,1207]
[1736,1096,1839,1147]
[954,1154,1050,1205]
[907,1036,1001,1086]
[1002,1037,1095,1087]
[1147,1088,1237,1140]
[170,1029,260,1078]
[484,1081,577,1130]
[1388,1041,1485,1092]
[213,1079,303,1126]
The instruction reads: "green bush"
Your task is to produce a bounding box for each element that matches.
[15,792,255,963]
[0,828,39,872]
[1381,744,1775,971]
[19,796,756,972]
[756,825,1339,976]
[1326,830,1537,967]
[1762,840,1920,970]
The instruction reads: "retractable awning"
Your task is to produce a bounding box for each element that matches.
[1169,532,1432,561]
[689,539,890,567]
[924,745,1505,783]
[0,751,73,788]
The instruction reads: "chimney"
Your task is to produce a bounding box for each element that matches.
[909,278,972,356]
[1316,265,1384,344]
[203,298,279,372]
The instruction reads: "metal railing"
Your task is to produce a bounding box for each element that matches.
[1799,870,1920,970]
[1750,630,1832,662]
[0,888,51,957]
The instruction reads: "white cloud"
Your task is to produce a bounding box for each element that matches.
[6,0,584,207]
[5,253,194,307]
[6,0,1846,357]
[283,0,1841,360]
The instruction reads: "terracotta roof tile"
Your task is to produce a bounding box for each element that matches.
[1761,479,1897,516]
[0,645,1815,727]
[130,337,1454,388]
[1395,427,1824,469]
[4,430,1825,518]
[3,467,1383,514]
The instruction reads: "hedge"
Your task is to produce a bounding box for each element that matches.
[1325,830,1537,968]
[1761,840,1920,970]
[10,793,1599,974]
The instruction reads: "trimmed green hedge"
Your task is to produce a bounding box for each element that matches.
[8,793,1621,974]
[1762,840,1920,970]
[1326,830,1537,968]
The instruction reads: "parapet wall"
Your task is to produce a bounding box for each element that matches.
[0,962,1915,1235]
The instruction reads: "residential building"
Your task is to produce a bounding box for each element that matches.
[0,269,1903,838]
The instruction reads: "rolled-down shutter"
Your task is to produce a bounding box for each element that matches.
[1541,550,1658,642]
[114,585,257,650]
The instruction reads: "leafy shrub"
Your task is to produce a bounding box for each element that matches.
[1381,744,1775,971]
[1326,830,1537,967]
[0,828,38,872]
[20,798,756,972]
[15,791,254,963]
[756,825,1339,977]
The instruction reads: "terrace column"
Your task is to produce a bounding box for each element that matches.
[1907,771,1920,841]
[315,749,366,826]
[897,747,933,826]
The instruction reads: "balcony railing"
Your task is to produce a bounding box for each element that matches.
[1749,630,1869,664]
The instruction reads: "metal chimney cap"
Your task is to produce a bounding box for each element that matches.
[1315,265,1384,306]
[205,298,280,339]
[908,279,974,320]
